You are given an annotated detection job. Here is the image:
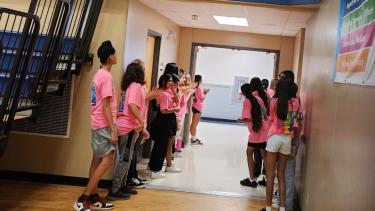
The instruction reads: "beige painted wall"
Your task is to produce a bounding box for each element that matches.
[124,0,180,77]
[292,29,305,85]
[0,0,129,179]
[0,0,30,11]
[177,28,295,75]
[299,0,375,210]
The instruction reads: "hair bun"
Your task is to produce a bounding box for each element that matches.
[101,40,113,47]
[97,40,116,64]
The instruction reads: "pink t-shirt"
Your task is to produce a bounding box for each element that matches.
[253,90,270,102]
[158,88,175,111]
[117,82,147,136]
[267,88,275,98]
[192,87,204,112]
[176,90,192,122]
[268,98,300,137]
[241,96,269,143]
[91,69,117,130]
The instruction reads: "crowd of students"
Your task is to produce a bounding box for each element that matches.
[72,40,302,211]
[73,41,208,211]
[239,71,303,211]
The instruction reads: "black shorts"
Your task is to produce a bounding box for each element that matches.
[248,142,267,149]
[192,107,201,114]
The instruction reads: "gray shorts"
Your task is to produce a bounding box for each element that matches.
[91,127,116,158]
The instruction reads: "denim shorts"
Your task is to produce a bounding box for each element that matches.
[91,127,116,158]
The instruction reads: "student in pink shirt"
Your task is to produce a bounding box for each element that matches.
[238,83,269,188]
[260,78,300,211]
[175,74,195,152]
[125,59,157,189]
[261,78,276,99]
[251,77,271,185]
[189,75,209,145]
[74,41,117,211]
[148,74,180,179]
[108,61,157,200]
[268,79,278,99]
[250,77,270,115]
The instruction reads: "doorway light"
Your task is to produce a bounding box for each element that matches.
[213,16,248,26]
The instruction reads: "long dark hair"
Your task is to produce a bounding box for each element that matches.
[274,78,294,120]
[250,77,269,114]
[121,62,145,91]
[158,74,172,89]
[241,83,263,132]
[279,70,295,81]
[194,75,202,88]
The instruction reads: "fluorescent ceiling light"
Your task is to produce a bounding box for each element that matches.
[213,16,248,26]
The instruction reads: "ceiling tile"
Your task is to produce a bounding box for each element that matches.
[139,0,166,11]
[205,3,247,17]
[282,30,298,36]
[284,22,306,30]
[139,0,315,37]
[289,11,313,22]
[246,7,290,23]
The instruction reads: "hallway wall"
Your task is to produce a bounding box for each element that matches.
[124,0,180,73]
[178,28,295,75]
[0,0,181,179]
[293,28,305,85]
[299,0,375,210]
[0,0,130,179]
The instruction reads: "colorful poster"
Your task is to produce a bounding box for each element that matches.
[334,0,375,85]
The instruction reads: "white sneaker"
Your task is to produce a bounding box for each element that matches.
[151,171,166,179]
[174,152,182,158]
[165,164,182,173]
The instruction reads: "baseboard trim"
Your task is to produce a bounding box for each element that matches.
[0,170,112,189]
[201,117,239,124]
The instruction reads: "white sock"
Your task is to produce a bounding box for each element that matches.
[191,136,196,141]
[266,206,272,211]
[279,207,286,211]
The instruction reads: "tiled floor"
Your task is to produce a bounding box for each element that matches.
[145,121,266,199]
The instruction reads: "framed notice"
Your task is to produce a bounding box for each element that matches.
[333,0,375,86]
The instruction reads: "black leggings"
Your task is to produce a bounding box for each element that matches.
[254,147,266,177]
[148,111,177,171]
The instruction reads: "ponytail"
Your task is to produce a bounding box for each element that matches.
[274,78,293,120]
[241,84,263,132]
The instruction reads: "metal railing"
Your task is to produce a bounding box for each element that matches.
[0,6,40,156]
[0,0,103,156]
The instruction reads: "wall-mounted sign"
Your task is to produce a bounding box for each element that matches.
[333,0,375,86]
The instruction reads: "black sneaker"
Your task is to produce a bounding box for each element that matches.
[107,190,131,201]
[73,195,91,211]
[240,178,258,188]
[273,190,278,198]
[259,208,267,211]
[258,176,267,187]
[128,178,145,189]
[190,139,203,145]
[120,186,138,195]
[89,193,114,210]
[136,176,148,184]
